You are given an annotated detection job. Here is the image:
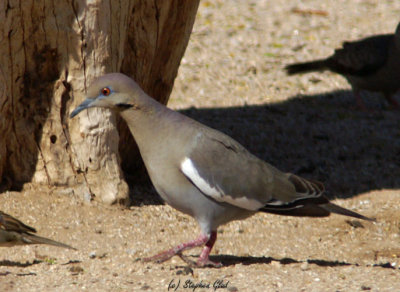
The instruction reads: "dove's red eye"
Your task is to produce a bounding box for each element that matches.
[101,87,111,96]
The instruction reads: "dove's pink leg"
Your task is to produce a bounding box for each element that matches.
[196,231,220,267]
[143,231,220,267]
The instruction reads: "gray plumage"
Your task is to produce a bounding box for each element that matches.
[285,23,400,109]
[0,211,76,249]
[70,73,373,267]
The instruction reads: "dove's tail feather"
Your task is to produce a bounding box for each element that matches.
[260,174,374,222]
[285,59,329,75]
[262,202,375,222]
[321,202,375,222]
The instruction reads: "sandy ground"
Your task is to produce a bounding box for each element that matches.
[1,0,400,291]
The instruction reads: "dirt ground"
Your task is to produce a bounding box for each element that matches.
[1,0,400,291]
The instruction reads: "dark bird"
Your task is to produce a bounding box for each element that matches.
[70,73,374,267]
[285,23,400,110]
[0,211,76,249]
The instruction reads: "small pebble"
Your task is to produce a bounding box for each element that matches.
[300,262,309,271]
[126,249,136,256]
[176,266,193,276]
[271,261,281,268]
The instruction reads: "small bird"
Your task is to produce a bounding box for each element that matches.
[285,22,400,110]
[0,211,76,249]
[70,73,374,267]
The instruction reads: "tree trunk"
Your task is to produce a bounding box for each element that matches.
[0,0,200,204]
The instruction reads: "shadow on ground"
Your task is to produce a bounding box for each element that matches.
[210,255,351,267]
[0,259,42,268]
[129,89,400,205]
[175,254,399,270]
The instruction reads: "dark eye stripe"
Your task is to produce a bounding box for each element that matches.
[116,103,133,109]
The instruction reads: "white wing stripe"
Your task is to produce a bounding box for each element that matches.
[181,158,262,210]
[181,158,224,199]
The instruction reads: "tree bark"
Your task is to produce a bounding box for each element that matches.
[0,0,200,204]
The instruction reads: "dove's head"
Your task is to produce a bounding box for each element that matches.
[70,73,144,118]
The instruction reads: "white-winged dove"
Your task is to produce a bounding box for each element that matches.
[285,22,400,110]
[70,73,374,267]
[0,211,75,249]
